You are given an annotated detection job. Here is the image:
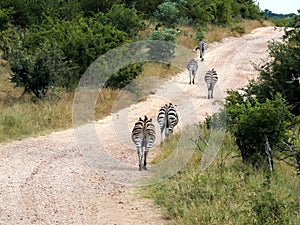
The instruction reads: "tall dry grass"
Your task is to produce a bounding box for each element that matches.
[177,20,274,48]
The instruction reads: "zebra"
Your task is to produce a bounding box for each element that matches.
[204,68,218,99]
[195,40,208,61]
[187,58,198,84]
[157,103,179,143]
[131,115,156,171]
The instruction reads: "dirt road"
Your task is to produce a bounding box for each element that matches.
[0,27,283,224]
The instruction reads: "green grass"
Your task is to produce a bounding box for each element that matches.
[141,126,300,225]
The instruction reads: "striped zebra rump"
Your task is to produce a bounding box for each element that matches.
[204,68,218,99]
[195,40,208,61]
[144,119,156,151]
[131,116,156,170]
[166,103,178,136]
[157,103,179,143]
[187,58,198,84]
[157,104,168,142]
[131,117,144,147]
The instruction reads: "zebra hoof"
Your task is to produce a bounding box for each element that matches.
[143,166,148,170]
[201,58,204,62]
[139,167,142,171]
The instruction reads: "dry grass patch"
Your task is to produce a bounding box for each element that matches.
[205,20,274,43]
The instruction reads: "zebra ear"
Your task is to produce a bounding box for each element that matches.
[149,118,152,122]
[139,117,142,121]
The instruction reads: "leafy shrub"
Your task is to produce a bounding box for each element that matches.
[0,0,81,27]
[147,28,178,61]
[205,108,227,130]
[225,93,294,167]
[79,0,123,14]
[6,15,134,94]
[9,42,67,98]
[153,1,180,27]
[231,25,246,35]
[106,4,145,39]
[0,8,12,31]
[105,63,143,89]
[195,29,206,41]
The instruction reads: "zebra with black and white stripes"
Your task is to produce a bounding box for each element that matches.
[195,40,208,61]
[187,58,198,84]
[157,103,179,143]
[131,115,156,171]
[204,68,218,99]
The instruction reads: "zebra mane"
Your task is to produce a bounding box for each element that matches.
[143,115,152,123]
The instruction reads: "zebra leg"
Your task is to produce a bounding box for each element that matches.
[211,84,215,98]
[137,145,143,171]
[143,150,149,170]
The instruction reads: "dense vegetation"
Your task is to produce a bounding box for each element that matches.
[224,12,300,172]
[0,0,263,97]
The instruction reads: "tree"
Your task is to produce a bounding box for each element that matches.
[124,0,164,18]
[246,13,300,115]
[0,0,82,27]
[225,93,294,169]
[106,4,145,39]
[9,42,67,98]
[153,1,180,27]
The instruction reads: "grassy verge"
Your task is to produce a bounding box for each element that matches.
[141,126,300,224]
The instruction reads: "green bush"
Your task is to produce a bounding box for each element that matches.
[153,1,180,27]
[231,25,246,35]
[6,15,137,94]
[105,63,143,89]
[246,16,300,115]
[106,4,145,39]
[226,93,294,167]
[9,42,67,98]
[0,8,12,31]
[195,29,206,41]
[147,28,178,61]
[0,0,82,27]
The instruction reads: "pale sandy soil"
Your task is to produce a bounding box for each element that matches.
[0,27,283,225]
